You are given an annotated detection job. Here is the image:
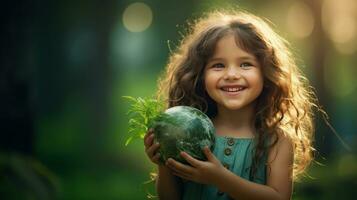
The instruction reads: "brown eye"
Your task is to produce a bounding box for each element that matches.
[240,62,253,68]
[212,63,225,68]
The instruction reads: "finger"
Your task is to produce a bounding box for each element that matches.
[171,170,192,181]
[144,134,155,148]
[152,153,161,164]
[144,132,150,146]
[203,146,215,161]
[143,129,152,140]
[166,158,194,175]
[147,134,155,146]
[143,131,149,141]
[180,152,200,167]
[167,162,192,179]
[144,128,154,142]
[146,142,160,158]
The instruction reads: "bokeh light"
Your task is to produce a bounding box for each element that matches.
[3,1,357,199]
[286,2,314,39]
[322,0,357,54]
[122,2,153,32]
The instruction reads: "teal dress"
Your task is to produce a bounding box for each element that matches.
[182,136,267,200]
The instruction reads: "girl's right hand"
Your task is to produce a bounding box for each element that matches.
[144,128,161,165]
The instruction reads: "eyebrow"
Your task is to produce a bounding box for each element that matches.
[207,56,257,62]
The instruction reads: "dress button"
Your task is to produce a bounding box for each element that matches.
[224,148,232,156]
[227,138,235,146]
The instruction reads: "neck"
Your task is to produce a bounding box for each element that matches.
[213,104,256,138]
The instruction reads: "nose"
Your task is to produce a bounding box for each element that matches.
[224,66,241,80]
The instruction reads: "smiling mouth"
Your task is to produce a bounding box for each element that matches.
[221,87,246,92]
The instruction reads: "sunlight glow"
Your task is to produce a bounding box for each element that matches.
[286,2,314,39]
[322,0,357,54]
[122,2,153,32]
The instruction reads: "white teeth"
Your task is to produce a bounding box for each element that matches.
[222,87,245,92]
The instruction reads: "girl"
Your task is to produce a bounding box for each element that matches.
[144,9,316,200]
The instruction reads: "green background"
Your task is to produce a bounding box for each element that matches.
[1,0,356,199]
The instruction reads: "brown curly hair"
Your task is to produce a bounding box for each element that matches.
[157,9,317,181]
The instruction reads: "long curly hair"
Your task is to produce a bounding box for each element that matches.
[157,10,317,181]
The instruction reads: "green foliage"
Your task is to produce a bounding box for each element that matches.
[123,96,165,146]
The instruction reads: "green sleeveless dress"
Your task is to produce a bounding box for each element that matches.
[182,136,267,200]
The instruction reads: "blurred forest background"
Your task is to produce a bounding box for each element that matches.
[1,0,356,199]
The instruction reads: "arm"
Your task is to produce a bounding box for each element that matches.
[156,165,182,200]
[144,129,182,200]
[166,134,294,200]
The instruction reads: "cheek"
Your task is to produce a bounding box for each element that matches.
[204,73,218,90]
[253,73,264,94]
[204,73,218,97]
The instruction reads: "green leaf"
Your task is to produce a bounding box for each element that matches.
[123,96,164,145]
[125,137,133,146]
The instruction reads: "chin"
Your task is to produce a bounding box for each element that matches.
[221,103,246,111]
[221,101,255,111]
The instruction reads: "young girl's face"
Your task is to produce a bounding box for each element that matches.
[204,34,264,112]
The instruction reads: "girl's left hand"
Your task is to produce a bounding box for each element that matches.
[166,146,226,185]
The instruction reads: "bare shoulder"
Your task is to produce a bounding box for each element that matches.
[266,132,294,199]
[267,132,294,164]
